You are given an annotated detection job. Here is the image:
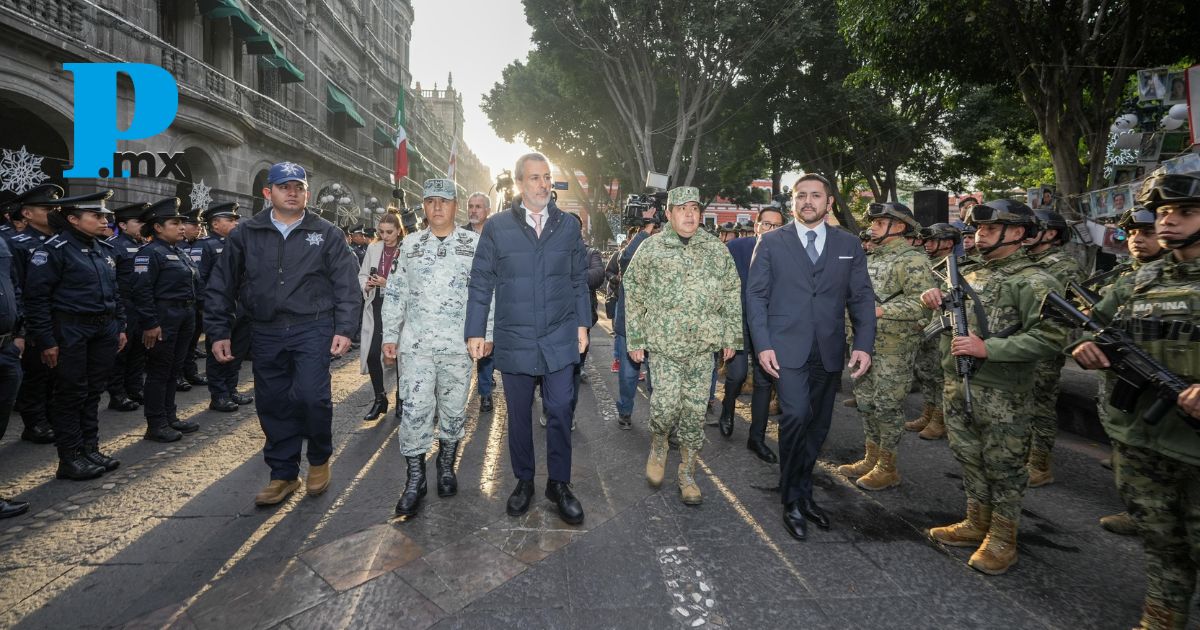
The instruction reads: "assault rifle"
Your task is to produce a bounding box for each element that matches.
[924,254,978,418]
[1041,291,1197,429]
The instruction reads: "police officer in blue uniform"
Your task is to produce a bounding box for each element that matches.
[132,198,202,442]
[0,190,31,244]
[7,184,64,444]
[196,201,252,412]
[178,209,207,390]
[0,224,29,517]
[206,162,360,506]
[105,201,149,412]
[23,190,126,480]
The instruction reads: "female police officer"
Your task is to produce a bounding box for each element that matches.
[23,190,127,480]
[131,198,201,443]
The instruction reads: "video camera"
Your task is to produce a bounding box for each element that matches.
[622,171,670,229]
[494,170,515,207]
[392,188,423,233]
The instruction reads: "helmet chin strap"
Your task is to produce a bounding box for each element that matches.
[1161,228,1200,250]
[868,218,906,244]
[976,224,1027,256]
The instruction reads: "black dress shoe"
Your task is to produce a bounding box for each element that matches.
[107,396,140,411]
[479,394,493,413]
[719,407,735,437]
[20,422,56,444]
[56,450,105,480]
[506,479,535,517]
[175,378,192,392]
[0,497,29,519]
[84,447,120,472]
[800,498,830,530]
[231,392,254,405]
[185,374,208,386]
[127,391,145,403]
[209,398,239,412]
[747,439,778,464]
[363,395,388,421]
[618,414,632,430]
[145,426,183,443]
[169,419,200,433]
[783,501,808,540]
[545,480,584,525]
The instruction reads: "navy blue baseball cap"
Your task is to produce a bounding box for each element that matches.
[267,162,307,186]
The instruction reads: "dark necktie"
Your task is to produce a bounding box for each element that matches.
[806,231,818,263]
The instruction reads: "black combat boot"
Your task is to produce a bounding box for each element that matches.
[144,419,183,443]
[363,394,388,421]
[107,395,140,412]
[231,392,254,405]
[175,377,192,392]
[479,394,494,412]
[394,394,403,420]
[394,455,427,517]
[436,440,459,497]
[169,418,199,433]
[56,448,105,480]
[209,398,238,412]
[20,421,56,444]
[84,446,120,472]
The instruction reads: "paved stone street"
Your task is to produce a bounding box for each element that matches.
[0,323,1156,629]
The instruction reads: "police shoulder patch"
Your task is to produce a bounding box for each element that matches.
[30,250,48,266]
[12,234,29,242]
[134,255,150,265]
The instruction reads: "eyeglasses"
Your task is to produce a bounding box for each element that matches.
[758,221,782,230]
[1138,174,1200,205]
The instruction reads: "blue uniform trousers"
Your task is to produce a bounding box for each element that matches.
[504,365,574,482]
[50,317,119,453]
[206,316,250,399]
[0,342,22,440]
[251,317,334,481]
[143,305,195,427]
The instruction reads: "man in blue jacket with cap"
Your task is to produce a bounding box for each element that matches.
[206,162,360,507]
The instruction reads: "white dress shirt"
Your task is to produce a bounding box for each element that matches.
[521,203,547,232]
[794,221,827,258]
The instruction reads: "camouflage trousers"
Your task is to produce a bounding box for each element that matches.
[913,335,943,409]
[1113,440,1200,619]
[397,353,473,457]
[853,345,917,450]
[944,379,1032,520]
[648,352,712,449]
[1028,356,1065,454]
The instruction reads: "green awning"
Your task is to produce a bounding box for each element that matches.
[244,32,281,56]
[326,84,365,128]
[209,6,263,38]
[374,123,393,146]
[258,55,305,83]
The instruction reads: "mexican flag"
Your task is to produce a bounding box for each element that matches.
[393,87,409,184]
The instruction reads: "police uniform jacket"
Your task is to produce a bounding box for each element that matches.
[107,231,143,328]
[205,209,360,341]
[0,237,22,336]
[9,227,52,287]
[130,238,199,330]
[24,228,124,349]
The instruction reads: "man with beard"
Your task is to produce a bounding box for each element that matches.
[462,192,496,411]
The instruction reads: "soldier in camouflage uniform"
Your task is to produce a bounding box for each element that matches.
[1094,208,1165,536]
[1024,209,1083,487]
[906,222,961,440]
[624,186,742,506]
[381,179,491,518]
[920,199,1067,575]
[1073,173,1200,629]
[836,203,933,490]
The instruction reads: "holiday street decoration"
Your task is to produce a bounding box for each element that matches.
[0,146,49,194]
[189,179,212,211]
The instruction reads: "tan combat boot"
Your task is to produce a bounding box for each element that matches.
[918,408,946,440]
[1099,511,1138,536]
[1139,598,1186,630]
[929,499,992,547]
[677,446,702,505]
[969,514,1019,575]
[255,479,301,506]
[646,433,669,487]
[904,404,935,432]
[1026,448,1054,488]
[307,462,331,496]
[842,397,857,408]
[836,441,879,478]
[856,448,901,491]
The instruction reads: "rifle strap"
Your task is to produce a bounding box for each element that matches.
[955,270,992,339]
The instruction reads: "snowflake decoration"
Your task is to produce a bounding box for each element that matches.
[189,179,212,211]
[0,146,49,194]
[278,162,302,176]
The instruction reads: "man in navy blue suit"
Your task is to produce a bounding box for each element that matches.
[747,174,876,541]
[720,206,786,462]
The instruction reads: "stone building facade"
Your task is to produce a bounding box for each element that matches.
[0,0,489,227]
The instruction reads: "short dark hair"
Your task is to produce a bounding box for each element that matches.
[793,173,833,196]
[758,207,786,224]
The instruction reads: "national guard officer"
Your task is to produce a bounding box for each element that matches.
[382,179,487,517]
[132,198,202,442]
[196,202,251,412]
[837,203,934,490]
[105,201,149,412]
[1025,209,1082,487]
[0,218,28,517]
[905,222,960,440]
[178,209,206,390]
[206,161,360,507]
[7,184,63,444]
[624,186,742,505]
[1072,173,1200,629]
[920,199,1067,575]
[23,190,127,480]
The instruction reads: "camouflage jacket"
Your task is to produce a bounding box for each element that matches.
[939,250,1067,392]
[1029,248,1082,286]
[869,239,935,350]
[1090,254,1200,464]
[380,227,492,356]
[624,226,742,358]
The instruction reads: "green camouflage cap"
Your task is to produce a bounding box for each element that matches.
[423,178,456,200]
[667,186,700,207]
